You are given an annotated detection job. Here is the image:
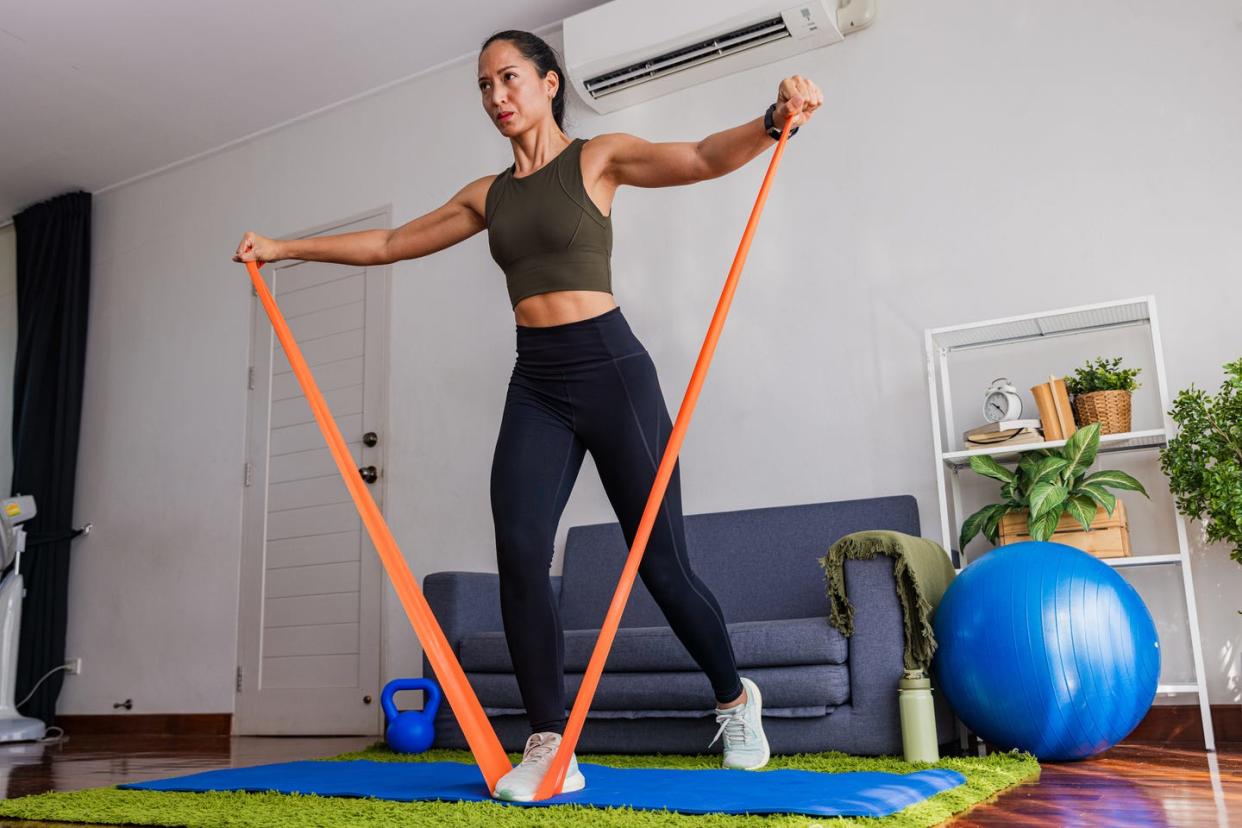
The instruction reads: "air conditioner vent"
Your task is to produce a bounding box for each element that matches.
[564,0,864,114]
[583,16,791,100]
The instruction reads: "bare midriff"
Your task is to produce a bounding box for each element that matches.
[513,289,619,327]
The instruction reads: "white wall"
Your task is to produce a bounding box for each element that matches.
[60,0,1242,718]
[0,225,14,493]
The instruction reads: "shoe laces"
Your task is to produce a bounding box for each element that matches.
[709,706,755,749]
[520,732,559,765]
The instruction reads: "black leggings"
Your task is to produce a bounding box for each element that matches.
[490,305,742,734]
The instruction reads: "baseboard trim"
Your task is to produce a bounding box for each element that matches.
[53,705,1237,745]
[55,713,232,737]
[1126,704,1240,746]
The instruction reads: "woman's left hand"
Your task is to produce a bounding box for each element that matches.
[773,75,823,129]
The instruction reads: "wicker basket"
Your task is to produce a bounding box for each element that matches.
[1072,389,1132,434]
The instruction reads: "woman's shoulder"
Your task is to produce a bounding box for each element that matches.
[577,133,620,185]
[578,132,635,151]
[461,173,501,227]
[577,131,647,170]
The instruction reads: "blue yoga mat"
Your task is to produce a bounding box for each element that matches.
[121,759,965,817]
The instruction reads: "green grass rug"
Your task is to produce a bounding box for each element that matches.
[0,743,1038,828]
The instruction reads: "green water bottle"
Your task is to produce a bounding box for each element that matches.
[898,669,940,763]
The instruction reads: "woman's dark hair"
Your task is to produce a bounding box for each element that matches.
[480,30,570,132]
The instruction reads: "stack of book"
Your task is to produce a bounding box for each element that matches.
[964,419,1044,446]
[1030,375,1077,441]
[961,376,1079,449]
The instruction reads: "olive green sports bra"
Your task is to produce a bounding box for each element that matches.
[485,137,613,309]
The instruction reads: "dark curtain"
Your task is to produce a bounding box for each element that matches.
[11,190,91,726]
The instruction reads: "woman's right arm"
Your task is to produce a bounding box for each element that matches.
[233,176,493,266]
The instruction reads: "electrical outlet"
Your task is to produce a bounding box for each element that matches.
[65,657,82,675]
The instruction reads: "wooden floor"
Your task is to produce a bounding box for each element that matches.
[952,742,1240,827]
[0,735,1238,826]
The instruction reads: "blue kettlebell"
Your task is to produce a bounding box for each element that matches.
[381,677,441,754]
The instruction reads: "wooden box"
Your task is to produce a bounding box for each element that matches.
[998,499,1130,558]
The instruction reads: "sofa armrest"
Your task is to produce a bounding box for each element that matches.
[838,555,955,747]
[423,571,504,650]
[841,556,906,710]
[420,571,562,674]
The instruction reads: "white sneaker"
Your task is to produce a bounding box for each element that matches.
[492,731,586,801]
[709,676,770,770]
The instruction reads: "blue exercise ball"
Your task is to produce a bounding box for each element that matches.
[932,540,1159,760]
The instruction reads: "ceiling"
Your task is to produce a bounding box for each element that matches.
[0,0,603,222]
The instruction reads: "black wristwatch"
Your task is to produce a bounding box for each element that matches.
[764,102,799,141]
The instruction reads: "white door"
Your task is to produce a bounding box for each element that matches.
[235,212,390,735]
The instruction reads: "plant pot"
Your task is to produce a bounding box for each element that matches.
[997,500,1130,558]
[1072,389,1132,434]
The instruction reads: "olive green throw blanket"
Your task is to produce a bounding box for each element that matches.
[819,531,957,672]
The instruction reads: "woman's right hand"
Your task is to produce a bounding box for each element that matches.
[233,231,283,264]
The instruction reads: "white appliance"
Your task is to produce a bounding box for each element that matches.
[563,0,875,114]
[0,495,46,742]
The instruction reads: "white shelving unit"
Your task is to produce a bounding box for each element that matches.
[923,295,1215,751]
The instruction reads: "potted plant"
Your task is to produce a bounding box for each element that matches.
[1065,356,1141,434]
[959,422,1150,558]
[1159,358,1242,571]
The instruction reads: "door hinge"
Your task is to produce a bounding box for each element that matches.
[248,366,256,390]
[244,462,254,487]
[236,665,243,693]
[251,284,258,297]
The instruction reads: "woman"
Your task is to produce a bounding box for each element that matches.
[235,29,821,801]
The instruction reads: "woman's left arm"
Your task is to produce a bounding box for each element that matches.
[598,75,822,188]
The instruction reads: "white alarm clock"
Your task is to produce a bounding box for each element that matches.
[983,378,1022,422]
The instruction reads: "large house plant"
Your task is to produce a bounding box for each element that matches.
[960,422,1149,557]
[1159,357,1242,569]
[1065,356,1142,434]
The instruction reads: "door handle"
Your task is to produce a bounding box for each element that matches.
[359,465,378,484]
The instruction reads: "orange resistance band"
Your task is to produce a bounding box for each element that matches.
[244,260,511,791]
[533,114,797,800]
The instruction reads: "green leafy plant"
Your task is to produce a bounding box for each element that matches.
[1159,358,1242,567]
[1064,356,1142,395]
[960,422,1150,550]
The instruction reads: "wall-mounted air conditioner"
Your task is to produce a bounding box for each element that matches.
[563,0,875,114]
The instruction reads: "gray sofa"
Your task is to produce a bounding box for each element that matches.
[422,494,955,756]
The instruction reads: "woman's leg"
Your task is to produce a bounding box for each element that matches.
[490,371,585,735]
[573,351,743,706]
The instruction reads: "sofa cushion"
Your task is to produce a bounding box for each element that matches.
[559,496,920,630]
[466,664,850,715]
[459,616,846,674]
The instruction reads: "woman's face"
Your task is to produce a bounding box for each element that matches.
[478,41,556,135]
